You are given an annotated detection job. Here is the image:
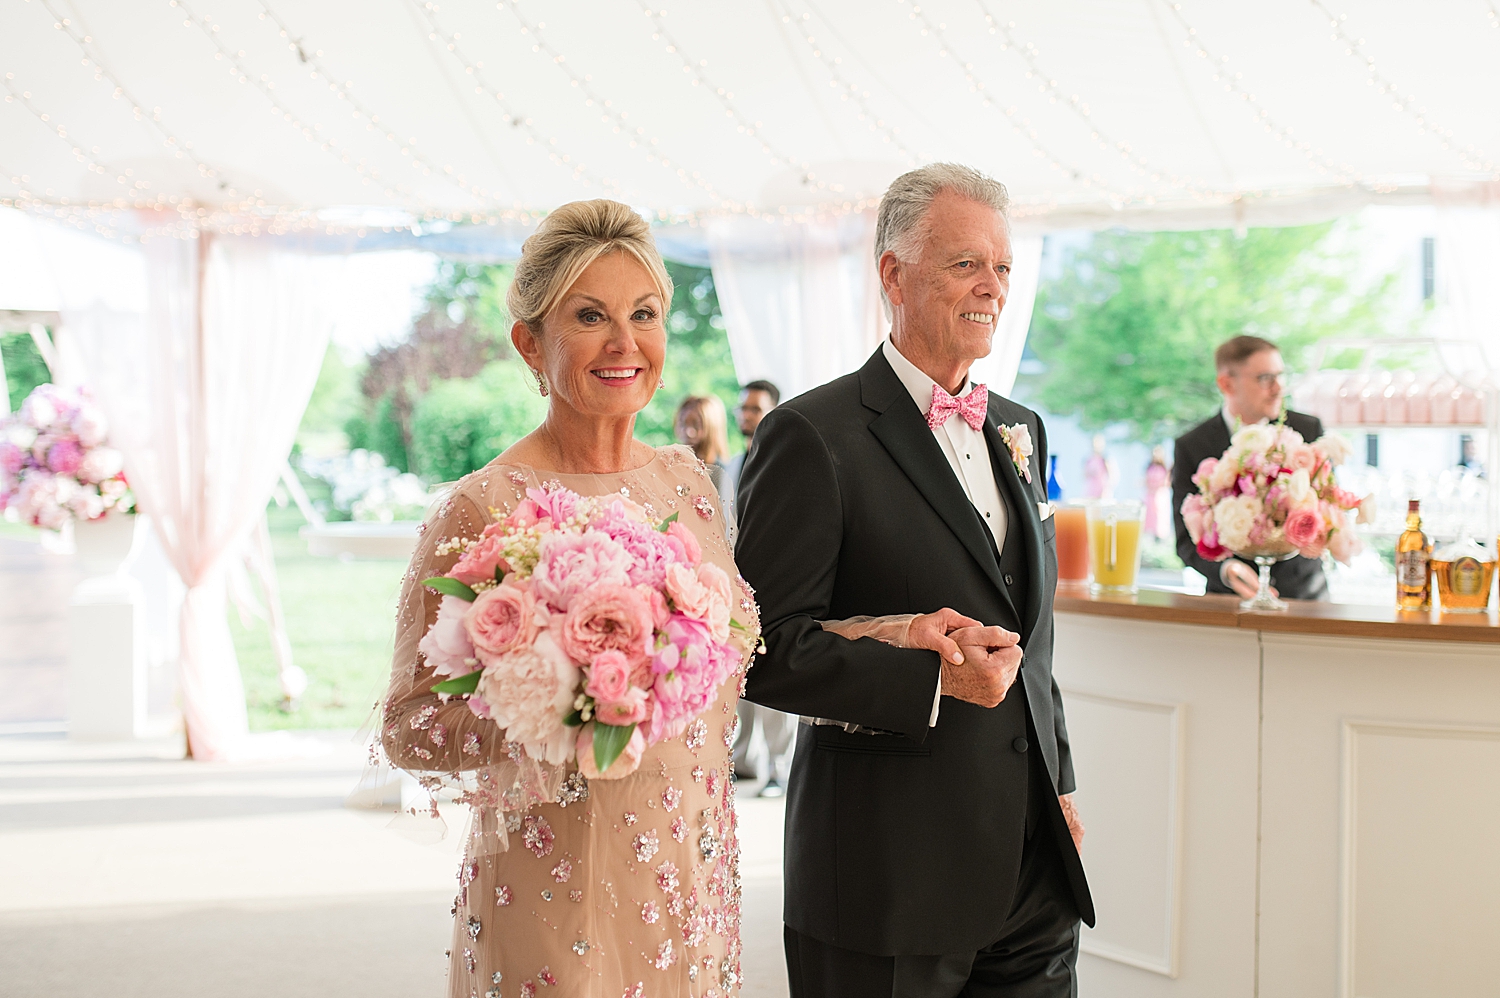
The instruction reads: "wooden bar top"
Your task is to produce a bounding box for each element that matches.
[1054,584,1500,645]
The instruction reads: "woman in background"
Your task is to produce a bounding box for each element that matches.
[1144,445,1171,540]
[675,394,732,505]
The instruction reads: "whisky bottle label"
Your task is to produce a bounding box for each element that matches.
[1397,550,1429,587]
[1453,557,1485,596]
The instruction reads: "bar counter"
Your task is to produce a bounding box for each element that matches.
[1051,585,1500,997]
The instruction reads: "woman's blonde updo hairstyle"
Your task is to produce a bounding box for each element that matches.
[506,199,674,331]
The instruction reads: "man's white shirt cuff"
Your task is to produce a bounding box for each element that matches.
[929,676,942,727]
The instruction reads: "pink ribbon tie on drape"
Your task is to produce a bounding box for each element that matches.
[927,382,989,431]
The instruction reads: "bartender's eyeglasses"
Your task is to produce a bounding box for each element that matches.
[1240,371,1289,388]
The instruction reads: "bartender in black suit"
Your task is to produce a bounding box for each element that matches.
[1172,334,1329,600]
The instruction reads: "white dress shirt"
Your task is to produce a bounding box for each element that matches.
[882,337,1010,725]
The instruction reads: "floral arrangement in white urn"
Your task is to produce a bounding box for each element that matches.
[0,384,135,530]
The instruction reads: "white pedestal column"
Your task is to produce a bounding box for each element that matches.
[68,513,146,740]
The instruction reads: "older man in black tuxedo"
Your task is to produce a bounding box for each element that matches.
[736,164,1092,998]
[1172,335,1328,601]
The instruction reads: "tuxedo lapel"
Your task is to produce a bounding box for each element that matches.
[861,354,1014,612]
[984,408,1045,644]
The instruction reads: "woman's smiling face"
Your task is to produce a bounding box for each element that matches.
[522,250,667,420]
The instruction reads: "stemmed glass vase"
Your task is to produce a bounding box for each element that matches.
[1236,548,1298,612]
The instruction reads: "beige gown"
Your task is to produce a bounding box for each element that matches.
[381,445,759,998]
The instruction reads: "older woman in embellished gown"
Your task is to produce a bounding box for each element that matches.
[381,200,760,997]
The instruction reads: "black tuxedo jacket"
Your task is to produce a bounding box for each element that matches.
[1171,409,1329,600]
[735,348,1093,957]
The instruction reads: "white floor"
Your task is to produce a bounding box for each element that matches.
[0,729,790,997]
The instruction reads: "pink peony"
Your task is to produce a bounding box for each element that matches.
[419,595,478,678]
[505,496,551,529]
[70,406,108,447]
[0,441,22,480]
[464,580,537,658]
[477,632,579,765]
[599,514,673,589]
[576,722,645,780]
[1326,508,1361,563]
[451,534,510,586]
[1196,527,1228,561]
[531,531,632,611]
[1283,506,1326,553]
[663,520,702,567]
[594,685,649,726]
[556,582,654,667]
[585,649,633,703]
[1180,494,1210,543]
[527,486,581,524]
[46,439,83,475]
[1192,457,1219,492]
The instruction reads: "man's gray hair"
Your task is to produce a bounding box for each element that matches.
[873,163,1010,313]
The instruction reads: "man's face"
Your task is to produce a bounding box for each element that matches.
[884,191,1012,367]
[737,389,775,439]
[1218,348,1287,423]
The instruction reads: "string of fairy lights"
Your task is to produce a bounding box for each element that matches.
[969,0,1216,199]
[1159,1,1362,186]
[1307,0,1498,176]
[1,0,1494,237]
[769,0,922,165]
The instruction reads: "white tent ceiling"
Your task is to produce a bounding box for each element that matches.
[2,0,1498,236]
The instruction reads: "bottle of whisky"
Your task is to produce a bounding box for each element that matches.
[1395,499,1432,611]
[1431,529,1496,614]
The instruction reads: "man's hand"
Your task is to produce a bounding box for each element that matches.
[905,608,983,664]
[1059,793,1084,854]
[1221,559,1275,601]
[940,625,1022,708]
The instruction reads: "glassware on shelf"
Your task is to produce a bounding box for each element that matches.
[1382,371,1415,424]
[1406,375,1432,424]
[1360,371,1391,424]
[1087,500,1143,594]
[1337,373,1368,425]
[1429,374,1458,424]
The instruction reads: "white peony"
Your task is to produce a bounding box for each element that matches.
[76,447,124,485]
[1283,467,1314,508]
[1232,423,1276,454]
[477,631,580,766]
[1212,494,1261,551]
[1313,433,1353,468]
[1209,456,1240,494]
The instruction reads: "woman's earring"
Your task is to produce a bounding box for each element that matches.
[658,376,666,389]
[534,368,549,397]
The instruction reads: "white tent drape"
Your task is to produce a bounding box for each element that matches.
[706,211,885,403]
[1433,202,1500,373]
[56,232,333,759]
[708,212,1043,402]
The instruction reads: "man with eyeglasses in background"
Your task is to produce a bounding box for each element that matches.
[1172,334,1330,601]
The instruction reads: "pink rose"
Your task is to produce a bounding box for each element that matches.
[451,534,510,586]
[418,595,478,678]
[585,649,633,703]
[594,686,649,726]
[1196,527,1228,561]
[532,531,632,611]
[47,439,83,475]
[505,496,550,529]
[1180,494,1209,543]
[557,582,653,666]
[665,563,711,616]
[464,580,537,658]
[664,520,702,567]
[1284,506,1326,553]
[576,722,645,780]
[1286,445,1318,474]
[1192,457,1218,492]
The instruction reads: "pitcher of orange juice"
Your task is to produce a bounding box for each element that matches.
[1088,500,1144,593]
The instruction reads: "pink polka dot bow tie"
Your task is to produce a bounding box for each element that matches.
[926,382,989,431]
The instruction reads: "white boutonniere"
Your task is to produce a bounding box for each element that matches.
[999,422,1034,483]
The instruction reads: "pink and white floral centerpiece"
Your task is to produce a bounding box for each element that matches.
[417,484,750,779]
[0,384,134,530]
[1181,421,1366,609]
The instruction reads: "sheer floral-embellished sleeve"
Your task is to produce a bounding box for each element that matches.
[819,614,919,648]
[381,485,507,774]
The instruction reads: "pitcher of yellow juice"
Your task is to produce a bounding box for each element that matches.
[1088,500,1144,593]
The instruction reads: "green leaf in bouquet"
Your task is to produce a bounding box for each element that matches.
[729,618,747,632]
[422,576,478,602]
[592,721,638,773]
[656,512,680,532]
[563,709,583,727]
[431,671,481,696]
[495,565,506,584]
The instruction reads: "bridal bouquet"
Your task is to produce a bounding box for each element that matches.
[418,485,743,778]
[1181,422,1364,564]
[0,384,134,530]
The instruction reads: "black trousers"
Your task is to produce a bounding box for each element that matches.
[783,743,1081,998]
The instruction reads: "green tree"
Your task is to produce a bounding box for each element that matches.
[409,360,547,482]
[1,332,50,411]
[296,344,364,454]
[1025,225,1395,442]
[635,261,742,449]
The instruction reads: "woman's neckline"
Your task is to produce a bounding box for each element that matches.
[489,446,671,479]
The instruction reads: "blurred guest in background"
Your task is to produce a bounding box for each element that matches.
[1084,433,1117,499]
[1173,334,1328,600]
[674,394,732,505]
[725,379,779,502]
[1144,446,1171,540]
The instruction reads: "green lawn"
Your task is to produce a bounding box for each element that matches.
[230,503,409,731]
